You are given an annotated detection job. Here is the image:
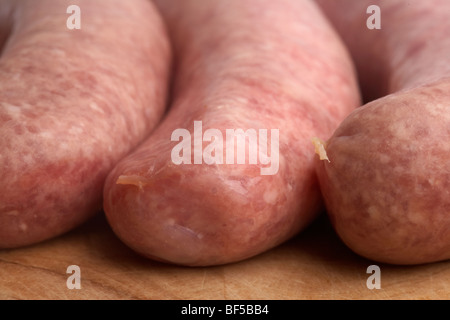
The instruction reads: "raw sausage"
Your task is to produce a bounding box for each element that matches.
[0,0,171,247]
[103,0,360,266]
[315,0,450,264]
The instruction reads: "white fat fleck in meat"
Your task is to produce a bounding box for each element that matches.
[60,142,69,150]
[166,219,203,240]
[173,224,203,239]
[51,48,67,57]
[89,102,105,114]
[3,103,23,117]
[367,206,380,221]
[379,153,391,164]
[11,73,21,81]
[22,154,34,166]
[68,126,85,135]
[39,131,53,139]
[263,188,278,205]
[215,169,264,205]
[428,103,449,119]
[221,178,248,195]
[146,164,155,174]
[287,182,293,192]
[6,210,19,216]
[232,96,248,105]
[409,210,427,225]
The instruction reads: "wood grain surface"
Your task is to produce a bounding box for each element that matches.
[0,211,448,300]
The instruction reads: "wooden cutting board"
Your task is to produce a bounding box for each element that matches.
[0,212,448,300]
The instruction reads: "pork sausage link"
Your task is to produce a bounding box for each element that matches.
[103,0,360,266]
[0,0,171,247]
[315,0,450,264]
